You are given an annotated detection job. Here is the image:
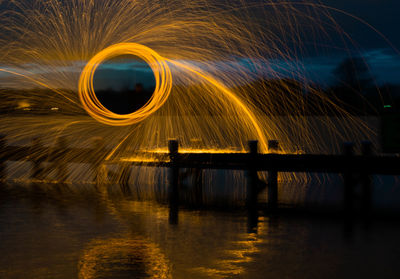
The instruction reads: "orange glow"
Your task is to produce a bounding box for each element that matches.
[0,0,380,183]
[78,42,268,151]
[146,148,245,154]
[79,43,172,126]
[78,237,171,279]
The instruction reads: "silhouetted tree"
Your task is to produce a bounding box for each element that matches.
[329,57,375,114]
[333,57,373,91]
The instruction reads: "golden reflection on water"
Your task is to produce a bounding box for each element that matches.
[3,182,400,279]
[190,232,264,278]
[78,236,171,279]
[0,183,271,279]
[95,189,268,279]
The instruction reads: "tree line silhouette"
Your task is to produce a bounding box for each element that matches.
[1,57,399,116]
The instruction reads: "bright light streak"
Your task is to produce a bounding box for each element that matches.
[79,43,172,125]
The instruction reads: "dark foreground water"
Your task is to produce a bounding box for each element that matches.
[1,183,400,279]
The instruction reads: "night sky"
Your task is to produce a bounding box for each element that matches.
[95,0,400,89]
[1,0,400,88]
[309,0,400,85]
[321,0,400,49]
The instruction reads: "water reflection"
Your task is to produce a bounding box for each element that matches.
[78,236,171,279]
[97,194,266,278]
[1,182,400,279]
[0,183,267,278]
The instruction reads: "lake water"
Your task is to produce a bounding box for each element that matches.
[1,182,400,279]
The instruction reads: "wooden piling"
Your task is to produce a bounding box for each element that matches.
[189,138,203,206]
[342,142,355,215]
[246,140,259,207]
[361,141,373,216]
[168,139,179,224]
[193,168,203,206]
[268,140,278,210]
[246,140,259,232]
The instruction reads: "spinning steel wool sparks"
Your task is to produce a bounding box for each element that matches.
[79,43,172,126]
[0,0,385,183]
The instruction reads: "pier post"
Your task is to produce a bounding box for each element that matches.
[361,141,373,217]
[246,140,259,206]
[342,142,355,215]
[193,168,203,207]
[268,140,279,210]
[168,140,179,224]
[247,140,259,232]
[0,135,5,180]
[189,139,203,206]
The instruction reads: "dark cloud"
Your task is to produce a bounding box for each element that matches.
[320,0,400,50]
[1,1,399,85]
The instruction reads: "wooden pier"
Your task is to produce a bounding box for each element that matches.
[164,140,399,214]
[1,135,400,220]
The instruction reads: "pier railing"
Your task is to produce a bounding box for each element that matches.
[1,135,399,214]
[165,139,400,216]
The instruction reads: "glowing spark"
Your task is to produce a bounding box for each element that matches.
[0,0,385,183]
[79,43,172,126]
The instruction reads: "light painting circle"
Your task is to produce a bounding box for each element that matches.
[79,43,172,126]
